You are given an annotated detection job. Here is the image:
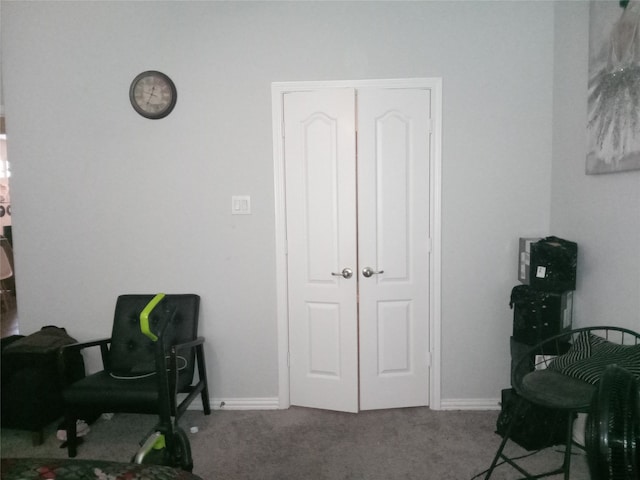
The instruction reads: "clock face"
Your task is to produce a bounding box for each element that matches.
[129,71,177,119]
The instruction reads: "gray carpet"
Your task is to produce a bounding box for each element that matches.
[1,407,589,479]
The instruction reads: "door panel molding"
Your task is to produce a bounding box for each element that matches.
[272,78,442,410]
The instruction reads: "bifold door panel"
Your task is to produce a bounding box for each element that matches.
[357,88,431,410]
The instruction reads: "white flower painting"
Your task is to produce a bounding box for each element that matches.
[587,0,640,174]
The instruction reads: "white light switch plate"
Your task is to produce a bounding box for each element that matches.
[232,195,251,215]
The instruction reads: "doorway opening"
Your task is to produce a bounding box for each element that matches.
[1,115,18,337]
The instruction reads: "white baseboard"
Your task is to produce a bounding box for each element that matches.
[439,398,501,410]
[184,396,280,411]
[188,396,500,412]
[212,397,281,410]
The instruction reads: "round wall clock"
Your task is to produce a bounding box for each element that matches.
[129,71,177,119]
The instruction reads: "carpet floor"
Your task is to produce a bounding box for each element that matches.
[1,407,589,479]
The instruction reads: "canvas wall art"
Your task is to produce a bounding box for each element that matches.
[587,0,640,174]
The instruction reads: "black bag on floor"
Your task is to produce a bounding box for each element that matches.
[1,326,86,441]
[496,388,568,451]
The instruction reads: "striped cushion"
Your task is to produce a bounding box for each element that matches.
[548,332,640,385]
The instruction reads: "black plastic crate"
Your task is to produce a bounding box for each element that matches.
[510,285,573,345]
[529,236,577,292]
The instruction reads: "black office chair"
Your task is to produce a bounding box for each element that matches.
[59,294,211,469]
[484,326,640,480]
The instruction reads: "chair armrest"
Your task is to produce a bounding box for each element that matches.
[172,336,205,355]
[62,338,112,352]
[58,338,112,387]
[167,337,208,417]
[166,337,206,402]
[62,338,112,366]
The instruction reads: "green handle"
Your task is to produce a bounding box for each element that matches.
[152,433,166,450]
[140,293,166,342]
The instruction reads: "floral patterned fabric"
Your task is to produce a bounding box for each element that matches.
[0,458,203,480]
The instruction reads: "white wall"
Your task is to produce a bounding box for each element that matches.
[3,1,559,406]
[551,2,640,333]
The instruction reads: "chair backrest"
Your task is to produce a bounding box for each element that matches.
[513,326,640,389]
[107,294,200,381]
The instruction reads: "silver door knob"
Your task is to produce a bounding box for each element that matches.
[362,267,384,278]
[331,268,353,279]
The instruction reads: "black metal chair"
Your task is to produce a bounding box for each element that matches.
[59,294,211,465]
[484,326,640,480]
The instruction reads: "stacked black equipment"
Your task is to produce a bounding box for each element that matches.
[497,236,578,450]
[512,236,577,346]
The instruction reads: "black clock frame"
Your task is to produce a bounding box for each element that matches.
[129,71,177,120]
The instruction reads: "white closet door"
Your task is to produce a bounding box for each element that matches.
[284,89,359,413]
[357,88,431,410]
[284,86,431,413]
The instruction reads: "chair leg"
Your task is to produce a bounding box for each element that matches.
[201,381,211,415]
[562,412,576,480]
[485,401,577,480]
[65,413,78,458]
[484,396,525,479]
[196,344,211,415]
